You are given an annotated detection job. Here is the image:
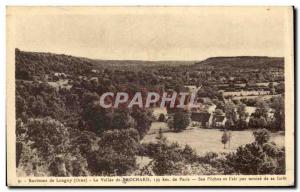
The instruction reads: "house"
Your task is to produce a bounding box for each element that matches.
[152,107,168,121]
[90,77,99,83]
[212,115,226,128]
[197,97,212,104]
[244,106,274,123]
[91,69,100,74]
[206,104,216,114]
[184,85,202,93]
[190,112,212,128]
[48,79,72,91]
[78,76,88,80]
[222,90,270,97]
[245,106,256,123]
[158,76,172,80]
[54,72,67,78]
[184,85,197,93]
[219,77,227,83]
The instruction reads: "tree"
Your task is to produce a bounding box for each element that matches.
[17,117,90,176]
[131,108,154,138]
[254,100,269,119]
[182,145,199,163]
[111,108,135,130]
[225,129,285,175]
[25,117,70,161]
[215,100,225,111]
[83,104,113,134]
[236,103,249,130]
[167,118,174,130]
[275,82,285,94]
[253,129,270,145]
[158,113,166,122]
[248,100,270,129]
[271,96,285,131]
[88,128,140,175]
[224,101,237,130]
[156,128,165,142]
[150,136,185,175]
[214,109,224,116]
[172,111,190,132]
[237,103,247,120]
[225,118,234,130]
[269,82,276,94]
[221,131,230,149]
[145,133,207,176]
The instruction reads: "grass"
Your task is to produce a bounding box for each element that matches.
[142,122,285,155]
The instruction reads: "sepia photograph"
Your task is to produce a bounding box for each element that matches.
[6,6,294,187]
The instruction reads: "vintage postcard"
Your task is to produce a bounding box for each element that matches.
[6,6,294,187]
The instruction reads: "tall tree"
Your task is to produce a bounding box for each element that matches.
[172,111,190,132]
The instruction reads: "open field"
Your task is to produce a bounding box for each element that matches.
[232,94,281,101]
[142,122,285,155]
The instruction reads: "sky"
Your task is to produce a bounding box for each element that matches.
[7,7,291,61]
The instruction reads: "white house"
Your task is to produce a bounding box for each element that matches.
[152,107,168,121]
[91,69,100,73]
[222,90,270,97]
[245,106,256,123]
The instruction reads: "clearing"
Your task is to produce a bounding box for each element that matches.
[142,122,285,155]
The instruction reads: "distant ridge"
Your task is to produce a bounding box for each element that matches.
[195,56,284,68]
[15,49,195,66]
[15,49,284,80]
[15,49,196,79]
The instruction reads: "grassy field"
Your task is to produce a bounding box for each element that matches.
[232,94,281,101]
[142,122,285,155]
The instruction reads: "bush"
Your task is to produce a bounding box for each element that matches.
[17,117,92,176]
[158,113,166,122]
[253,129,270,145]
[167,118,174,130]
[172,111,190,132]
[224,130,285,175]
[87,128,140,175]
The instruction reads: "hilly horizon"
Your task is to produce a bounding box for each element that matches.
[195,56,284,69]
[16,48,283,65]
[15,49,284,80]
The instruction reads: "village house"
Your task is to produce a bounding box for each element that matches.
[206,104,216,114]
[197,97,212,104]
[152,107,168,121]
[90,77,99,83]
[212,114,226,128]
[221,90,270,97]
[190,112,213,128]
[184,85,202,93]
[54,72,67,78]
[184,85,197,93]
[91,69,100,74]
[48,79,72,91]
[244,106,274,123]
[245,106,256,123]
[78,75,88,80]
[158,75,172,80]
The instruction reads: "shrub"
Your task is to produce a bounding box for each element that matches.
[224,130,285,175]
[158,113,166,122]
[172,111,190,132]
[253,129,270,145]
[87,128,140,175]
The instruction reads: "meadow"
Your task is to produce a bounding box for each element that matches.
[142,122,285,155]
